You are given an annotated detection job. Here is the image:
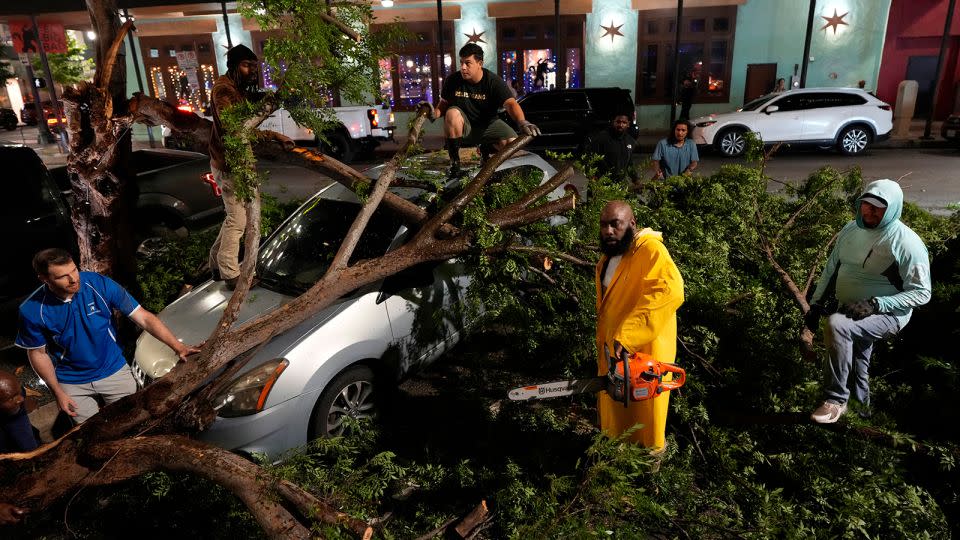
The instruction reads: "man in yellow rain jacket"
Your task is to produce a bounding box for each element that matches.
[595,201,684,450]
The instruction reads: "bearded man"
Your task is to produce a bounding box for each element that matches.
[595,201,685,449]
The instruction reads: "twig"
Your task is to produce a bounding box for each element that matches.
[678,339,721,378]
[414,517,458,540]
[802,231,840,298]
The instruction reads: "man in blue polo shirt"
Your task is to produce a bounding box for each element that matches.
[16,249,199,424]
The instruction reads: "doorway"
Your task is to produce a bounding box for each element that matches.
[744,63,777,103]
[906,55,938,118]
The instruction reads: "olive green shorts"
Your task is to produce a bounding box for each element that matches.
[448,106,517,146]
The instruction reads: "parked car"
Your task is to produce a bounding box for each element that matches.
[0,146,78,326]
[0,108,18,130]
[133,152,565,458]
[501,87,640,152]
[691,88,892,157]
[49,148,224,242]
[20,100,62,127]
[0,146,223,327]
[163,103,396,163]
[940,114,960,144]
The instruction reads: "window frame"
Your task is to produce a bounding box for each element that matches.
[635,6,737,105]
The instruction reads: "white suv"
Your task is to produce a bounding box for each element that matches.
[691,88,892,157]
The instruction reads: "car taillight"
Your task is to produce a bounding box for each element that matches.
[202,172,222,197]
[367,108,379,128]
[389,111,395,124]
[177,104,193,113]
[878,105,891,111]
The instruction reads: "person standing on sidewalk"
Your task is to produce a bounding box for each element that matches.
[424,43,540,177]
[678,77,696,121]
[16,249,199,424]
[806,180,931,423]
[651,120,699,179]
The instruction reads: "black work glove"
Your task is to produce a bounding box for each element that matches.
[518,120,541,136]
[841,298,879,320]
[803,304,823,332]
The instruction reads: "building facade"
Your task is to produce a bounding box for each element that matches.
[4,0,953,138]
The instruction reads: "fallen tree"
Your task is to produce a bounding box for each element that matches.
[0,1,577,537]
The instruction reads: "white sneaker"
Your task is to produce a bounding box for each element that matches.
[810,401,847,424]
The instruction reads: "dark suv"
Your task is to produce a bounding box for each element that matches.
[0,108,18,130]
[502,87,639,152]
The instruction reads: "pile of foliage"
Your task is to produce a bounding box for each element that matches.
[17,146,959,539]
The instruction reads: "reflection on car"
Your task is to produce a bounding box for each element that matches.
[133,152,562,459]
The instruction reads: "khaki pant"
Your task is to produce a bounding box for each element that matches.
[209,164,247,280]
[61,364,138,424]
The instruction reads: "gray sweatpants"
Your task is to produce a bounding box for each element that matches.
[822,312,900,406]
[60,364,139,424]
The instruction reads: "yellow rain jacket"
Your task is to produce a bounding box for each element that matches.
[595,228,684,449]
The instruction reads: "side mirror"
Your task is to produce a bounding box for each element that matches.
[764,105,780,114]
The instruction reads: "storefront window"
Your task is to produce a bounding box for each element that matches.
[497,15,584,94]
[635,7,736,104]
[372,21,452,111]
[397,54,432,109]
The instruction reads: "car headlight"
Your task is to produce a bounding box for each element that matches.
[214,359,289,418]
[695,120,717,128]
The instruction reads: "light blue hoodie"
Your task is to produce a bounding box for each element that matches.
[811,179,931,328]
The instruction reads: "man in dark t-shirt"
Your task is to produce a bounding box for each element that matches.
[423,43,540,176]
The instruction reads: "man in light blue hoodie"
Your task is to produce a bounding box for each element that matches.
[805,179,931,423]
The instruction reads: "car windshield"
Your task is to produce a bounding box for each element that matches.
[740,94,778,111]
[257,197,402,295]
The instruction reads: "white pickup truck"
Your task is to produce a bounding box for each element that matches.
[164,103,396,163]
[260,104,396,162]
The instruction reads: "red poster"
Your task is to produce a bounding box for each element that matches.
[9,21,68,54]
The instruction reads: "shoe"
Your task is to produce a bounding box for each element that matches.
[810,400,847,424]
[447,162,465,179]
[224,276,238,291]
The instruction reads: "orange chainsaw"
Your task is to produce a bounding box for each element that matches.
[507,351,686,406]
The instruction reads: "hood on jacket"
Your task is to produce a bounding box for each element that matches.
[856,179,902,230]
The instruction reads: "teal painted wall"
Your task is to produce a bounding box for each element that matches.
[805,0,891,90]
[586,0,639,91]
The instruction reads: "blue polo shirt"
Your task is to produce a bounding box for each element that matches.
[653,138,699,178]
[16,272,140,384]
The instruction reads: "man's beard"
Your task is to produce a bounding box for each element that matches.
[600,226,635,257]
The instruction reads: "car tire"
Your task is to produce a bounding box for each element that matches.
[136,224,188,257]
[3,120,16,131]
[716,128,747,157]
[837,125,871,156]
[310,364,377,439]
[320,132,356,163]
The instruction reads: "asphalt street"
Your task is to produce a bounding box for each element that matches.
[695,146,960,215]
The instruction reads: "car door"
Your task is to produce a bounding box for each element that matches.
[259,107,287,136]
[749,94,805,142]
[802,92,866,141]
[378,253,470,376]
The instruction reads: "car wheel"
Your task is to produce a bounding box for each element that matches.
[716,128,747,157]
[838,125,871,155]
[3,120,16,131]
[320,132,356,163]
[310,365,377,438]
[136,224,188,257]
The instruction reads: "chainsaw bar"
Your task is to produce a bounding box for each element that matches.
[507,377,607,401]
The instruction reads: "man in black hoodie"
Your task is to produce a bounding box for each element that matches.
[585,111,638,184]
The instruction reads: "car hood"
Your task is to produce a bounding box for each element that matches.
[690,111,748,125]
[134,279,341,379]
